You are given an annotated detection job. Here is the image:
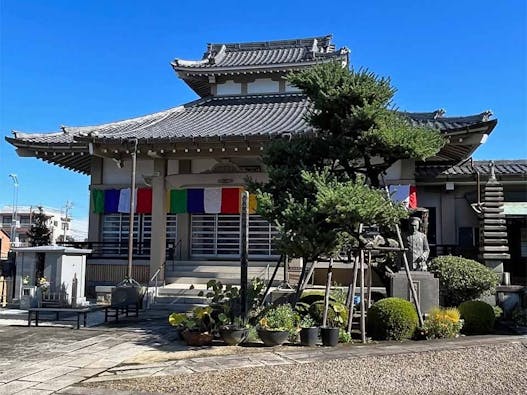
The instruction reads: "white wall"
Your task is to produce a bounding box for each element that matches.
[192,158,218,174]
[247,78,280,94]
[217,80,242,95]
[167,160,179,175]
[102,158,154,186]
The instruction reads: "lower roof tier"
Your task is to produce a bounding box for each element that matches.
[6,93,497,175]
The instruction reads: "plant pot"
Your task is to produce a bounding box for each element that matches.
[219,326,249,346]
[257,328,290,346]
[320,327,339,347]
[300,327,319,346]
[182,330,214,346]
[172,326,185,341]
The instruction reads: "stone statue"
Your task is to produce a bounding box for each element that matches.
[405,217,430,271]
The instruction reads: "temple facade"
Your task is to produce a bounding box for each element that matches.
[6,35,526,289]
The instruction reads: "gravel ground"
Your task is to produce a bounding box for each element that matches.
[85,343,527,394]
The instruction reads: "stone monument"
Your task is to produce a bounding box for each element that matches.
[389,217,439,313]
[404,217,430,271]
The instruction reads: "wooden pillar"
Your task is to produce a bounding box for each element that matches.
[149,159,167,283]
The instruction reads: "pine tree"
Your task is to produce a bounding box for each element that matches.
[252,62,445,272]
[27,206,52,246]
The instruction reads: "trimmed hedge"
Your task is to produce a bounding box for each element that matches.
[458,300,495,335]
[428,255,500,306]
[366,297,418,340]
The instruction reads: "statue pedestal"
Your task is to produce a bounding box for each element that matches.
[389,271,439,314]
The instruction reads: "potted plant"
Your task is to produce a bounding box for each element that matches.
[218,316,249,346]
[198,278,265,346]
[299,315,319,346]
[320,303,347,347]
[257,303,299,346]
[168,306,216,346]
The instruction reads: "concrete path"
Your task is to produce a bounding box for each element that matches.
[0,308,525,395]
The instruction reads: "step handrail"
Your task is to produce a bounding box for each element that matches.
[150,260,168,305]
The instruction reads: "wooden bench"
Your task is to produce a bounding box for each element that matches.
[103,303,140,322]
[27,306,104,329]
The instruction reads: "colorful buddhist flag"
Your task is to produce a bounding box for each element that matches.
[389,185,418,209]
[409,185,418,209]
[136,188,153,213]
[204,188,221,213]
[170,189,187,213]
[187,188,204,213]
[221,188,240,214]
[118,188,133,213]
[104,189,120,213]
[249,193,258,214]
[92,189,105,214]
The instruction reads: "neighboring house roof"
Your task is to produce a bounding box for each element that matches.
[416,160,527,178]
[6,93,498,175]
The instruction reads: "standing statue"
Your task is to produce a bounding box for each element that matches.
[405,217,430,271]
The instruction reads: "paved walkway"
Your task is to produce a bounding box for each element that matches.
[0,308,525,395]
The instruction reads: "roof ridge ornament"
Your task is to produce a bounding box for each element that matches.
[489,160,496,180]
[482,110,493,121]
[434,109,446,119]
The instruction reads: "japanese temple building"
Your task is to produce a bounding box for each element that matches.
[6,35,527,290]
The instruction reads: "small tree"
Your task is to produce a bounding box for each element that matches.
[27,206,52,246]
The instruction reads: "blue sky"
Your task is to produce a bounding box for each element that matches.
[1,0,526,235]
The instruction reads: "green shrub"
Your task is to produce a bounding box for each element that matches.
[428,255,500,306]
[458,300,495,335]
[309,301,349,328]
[511,308,527,327]
[493,305,503,319]
[422,306,463,339]
[367,297,418,340]
[299,290,335,305]
[258,303,299,333]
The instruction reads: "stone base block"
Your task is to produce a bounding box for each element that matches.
[389,271,439,314]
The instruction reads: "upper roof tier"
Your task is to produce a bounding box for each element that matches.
[6,92,497,175]
[172,35,349,97]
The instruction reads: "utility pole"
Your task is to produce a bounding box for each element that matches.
[62,201,73,241]
[8,174,19,247]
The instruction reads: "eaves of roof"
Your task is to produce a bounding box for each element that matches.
[416,159,527,179]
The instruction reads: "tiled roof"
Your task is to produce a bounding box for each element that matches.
[6,95,499,174]
[401,110,494,131]
[172,35,348,71]
[10,96,496,145]
[416,160,527,178]
[10,94,312,145]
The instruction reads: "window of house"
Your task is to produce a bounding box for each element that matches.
[191,214,278,259]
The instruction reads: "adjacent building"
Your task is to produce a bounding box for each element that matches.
[0,205,73,247]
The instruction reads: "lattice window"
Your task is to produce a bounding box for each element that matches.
[191,214,278,258]
[101,214,175,257]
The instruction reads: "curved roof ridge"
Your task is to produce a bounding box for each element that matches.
[65,104,187,135]
[207,35,333,51]
[12,130,65,139]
